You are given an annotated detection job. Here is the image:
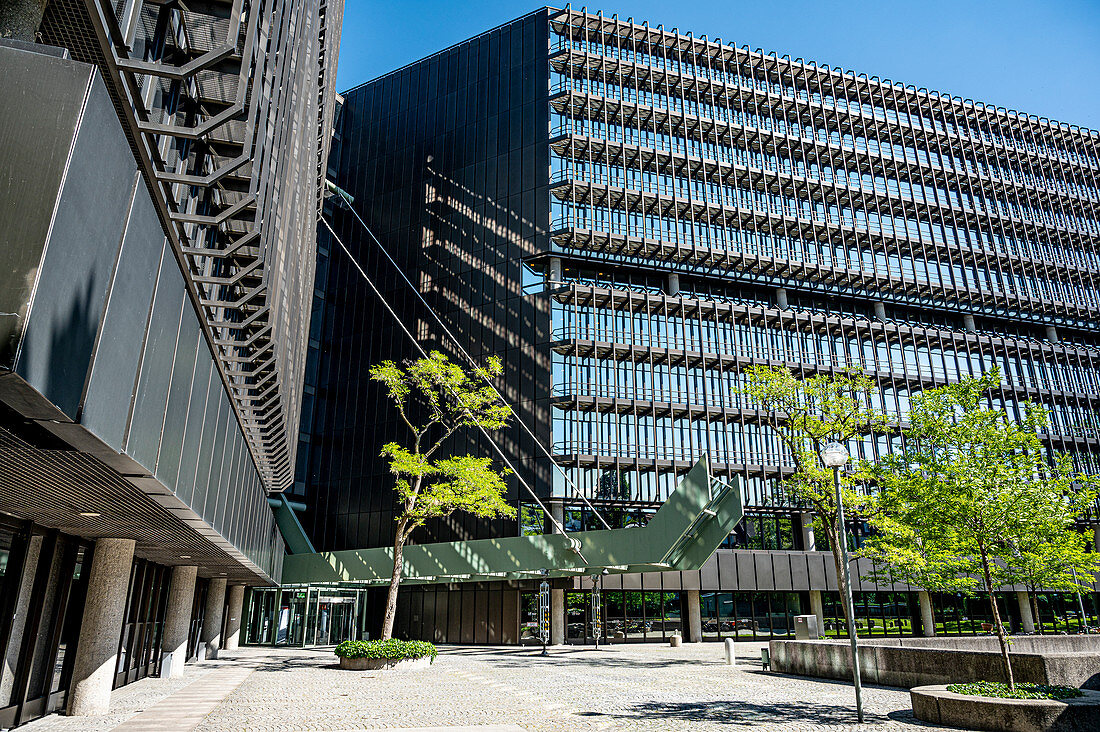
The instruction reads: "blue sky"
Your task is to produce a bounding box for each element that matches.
[336,0,1100,130]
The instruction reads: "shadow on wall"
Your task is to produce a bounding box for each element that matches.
[19,276,101,419]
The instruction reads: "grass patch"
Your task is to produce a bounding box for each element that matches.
[946,681,1082,700]
[334,639,437,662]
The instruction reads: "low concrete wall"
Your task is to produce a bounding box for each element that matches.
[830,636,1100,654]
[911,685,1100,732]
[769,639,1100,690]
[338,656,432,671]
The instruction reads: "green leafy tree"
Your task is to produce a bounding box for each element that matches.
[862,368,1099,688]
[371,351,515,640]
[739,365,888,631]
[1006,510,1098,634]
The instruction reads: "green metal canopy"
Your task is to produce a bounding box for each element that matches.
[270,494,316,555]
[281,457,743,586]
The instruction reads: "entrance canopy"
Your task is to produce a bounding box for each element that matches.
[282,457,743,586]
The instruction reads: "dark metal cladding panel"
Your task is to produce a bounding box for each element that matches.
[155,318,201,490]
[735,552,756,589]
[175,356,214,508]
[656,571,680,590]
[790,553,811,590]
[208,401,231,535]
[16,78,136,417]
[0,44,90,368]
[716,551,738,588]
[192,376,222,518]
[699,553,720,591]
[755,554,778,590]
[808,553,829,589]
[821,554,838,591]
[772,553,794,591]
[81,188,165,451]
[126,246,186,470]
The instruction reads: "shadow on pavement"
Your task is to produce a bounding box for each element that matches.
[579,700,890,727]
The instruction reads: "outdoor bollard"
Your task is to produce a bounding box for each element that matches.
[724,637,735,665]
[670,633,682,647]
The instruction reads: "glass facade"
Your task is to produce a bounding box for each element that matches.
[544,9,1100,520]
[302,7,1100,644]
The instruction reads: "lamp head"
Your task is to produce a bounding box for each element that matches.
[820,441,850,468]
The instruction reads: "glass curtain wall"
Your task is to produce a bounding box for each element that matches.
[114,559,171,688]
[244,587,369,646]
[0,521,92,728]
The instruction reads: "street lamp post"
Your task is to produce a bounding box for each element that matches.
[820,441,864,724]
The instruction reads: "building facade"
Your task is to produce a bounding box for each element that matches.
[286,6,1100,646]
[0,0,340,725]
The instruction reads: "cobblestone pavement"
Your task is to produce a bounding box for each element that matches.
[21,662,216,732]
[20,643,958,731]
[189,643,953,732]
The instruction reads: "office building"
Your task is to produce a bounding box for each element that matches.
[276,6,1100,645]
[0,0,341,724]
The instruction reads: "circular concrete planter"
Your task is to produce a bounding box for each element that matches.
[911,684,1100,732]
[338,655,433,671]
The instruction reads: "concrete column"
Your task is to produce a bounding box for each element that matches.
[1046,325,1059,343]
[551,588,565,645]
[962,313,977,333]
[224,585,245,651]
[160,565,198,678]
[547,256,562,283]
[800,512,816,551]
[550,500,565,534]
[686,589,702,642]
[918,590,936,637]
[1017,591,1036,633]
[775,287,788,309]
[667,272,680,296]
[873,301,887,320]
[201,577,228,660]
[67,538,136,716]
[809,590,825,632]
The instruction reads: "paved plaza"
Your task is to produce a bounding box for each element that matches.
[23,643,956,731]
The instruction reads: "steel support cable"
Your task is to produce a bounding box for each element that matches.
[324,197,613,530]
[320,216,580,542]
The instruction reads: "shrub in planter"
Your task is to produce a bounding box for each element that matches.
[945,681,1082,700]
[334,639,437,664]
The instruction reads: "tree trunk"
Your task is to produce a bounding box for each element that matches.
[381,527,407,641]
[980,548,1014,689]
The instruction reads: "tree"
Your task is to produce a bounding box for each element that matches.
[371,351,516,640]
[739,366,888,632]
[1009,524,1097,634]
[861,368,1099,689]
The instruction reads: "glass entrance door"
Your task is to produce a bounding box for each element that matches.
[243,587,368,647]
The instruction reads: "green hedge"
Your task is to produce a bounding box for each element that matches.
[334,639,437,663]
[946,681,1082,700]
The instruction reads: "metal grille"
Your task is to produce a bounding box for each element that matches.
[37,0,344,493]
